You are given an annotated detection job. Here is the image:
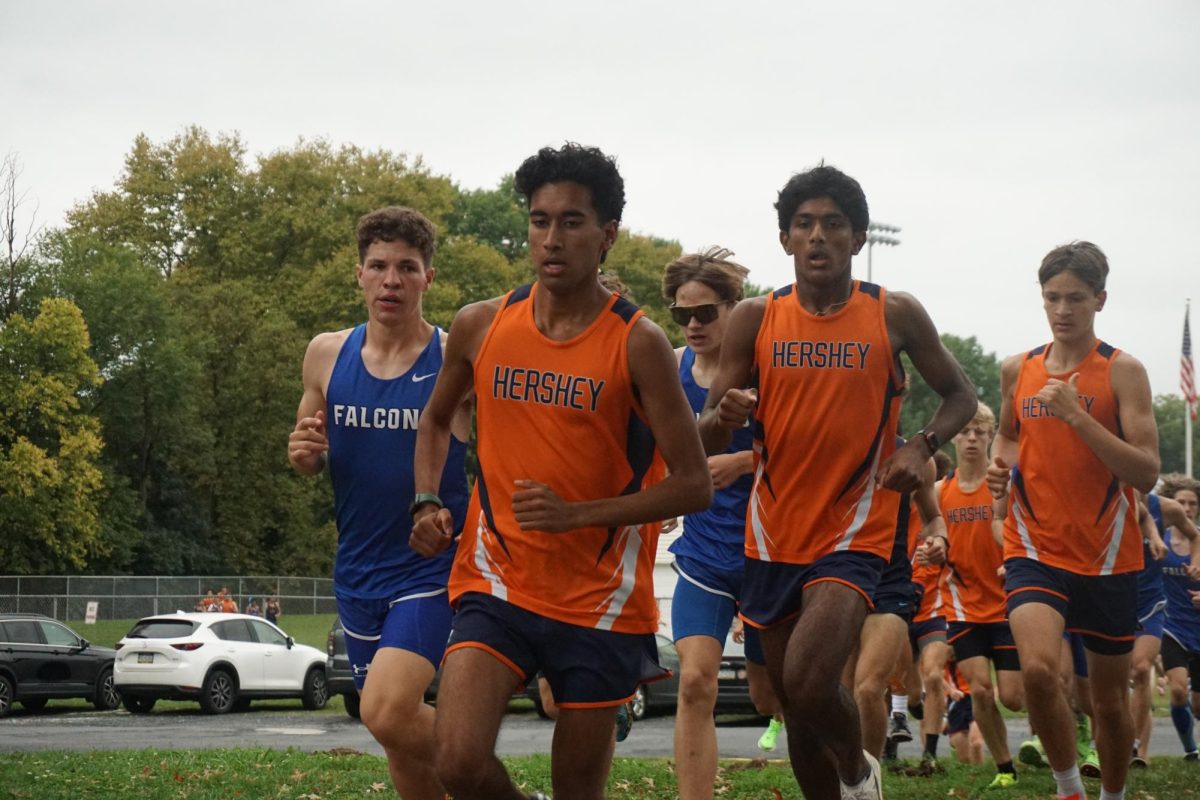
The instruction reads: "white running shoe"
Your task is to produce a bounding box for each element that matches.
[840,750,883,799]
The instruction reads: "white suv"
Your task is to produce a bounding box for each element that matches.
[113,612,327,715]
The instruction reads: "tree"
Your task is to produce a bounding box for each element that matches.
[899,333,1001,440]
[1,152,43,319]
[1153,394,1200,477]
[447,175,528,261]
[0,298,105,572]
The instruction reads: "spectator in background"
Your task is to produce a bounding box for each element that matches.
[218,588,238,614]
[265,595,281,624]
[245,597,261,617]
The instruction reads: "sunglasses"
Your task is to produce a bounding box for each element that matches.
[669,302,731,326]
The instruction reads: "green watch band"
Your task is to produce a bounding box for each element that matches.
[408,492,444,517]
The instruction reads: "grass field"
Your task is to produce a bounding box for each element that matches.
[2,750,1198,799]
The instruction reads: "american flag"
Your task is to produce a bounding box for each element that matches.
[1185,306,1198,421]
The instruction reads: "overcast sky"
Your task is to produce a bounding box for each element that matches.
[4,1,1198,400]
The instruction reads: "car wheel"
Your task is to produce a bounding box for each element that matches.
[342,692,361,720]
[21,697,48,712]
[301,667,328,711]
[0,675,12,718]
[629,685,647,721]
[122,694,156,714]
[93,667,121,711]
[199,669,237,714]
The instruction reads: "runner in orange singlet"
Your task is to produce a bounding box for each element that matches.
[409,144,712,800]
[698,165,976,800]
[988,241,1159,800]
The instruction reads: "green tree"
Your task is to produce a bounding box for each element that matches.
[603,231,683,340]
[1153,394,1200,477]
[0,298,105,572]
[448,174,528,262]
[899,333,1000,440]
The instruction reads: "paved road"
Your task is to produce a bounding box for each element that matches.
[0,704,1190,761]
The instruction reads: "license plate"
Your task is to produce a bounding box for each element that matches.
[717,668,735,680]
[138,653,153,664]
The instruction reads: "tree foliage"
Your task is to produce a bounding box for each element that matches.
[899,333,1002,442]
[0,299,105,572]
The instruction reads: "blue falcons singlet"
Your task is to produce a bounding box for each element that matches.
[1162,524,1200,654]
[1138,493,1167,618]
[326,324,469,599]
[668,347,754,574]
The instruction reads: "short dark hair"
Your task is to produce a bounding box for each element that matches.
[514,143,625,225]
[1037,241,1108,294]
[775,165,869,233]
[355,206,437,266]
[661,246,750,304]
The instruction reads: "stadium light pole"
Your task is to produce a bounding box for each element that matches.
[866,222,901,283]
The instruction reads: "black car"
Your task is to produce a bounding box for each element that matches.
[626,634,758,720]
[0,613,121,717]
[325,617,360,719]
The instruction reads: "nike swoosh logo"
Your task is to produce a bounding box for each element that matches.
[412,373,438,382]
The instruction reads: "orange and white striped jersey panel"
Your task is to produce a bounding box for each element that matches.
[908,503,948,623]
[747,281,905,564]
[942,475,1006,623]
[450,284,663,634]
[1003,341,1143,577]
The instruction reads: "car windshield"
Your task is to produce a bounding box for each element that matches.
[126,620,198,639]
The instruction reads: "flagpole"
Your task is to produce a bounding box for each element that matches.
[1188,298,1194,478]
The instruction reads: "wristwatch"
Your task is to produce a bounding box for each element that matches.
[915,429,941,457]
[408,492,444,516]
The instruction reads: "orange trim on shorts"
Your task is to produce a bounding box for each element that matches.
[946,625,973,644]
[803,576,876,610]
[443,641,527,684]
[738,607,803,631]
[556,692,637,711]
[1065,627,1136,643]
[1007,585,1069,603]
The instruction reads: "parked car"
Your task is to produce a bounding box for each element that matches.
[714,638,757,715]
[628,634,681,720]
[0,613,121,717]
[114,612,328,715]
[325,617,360,719]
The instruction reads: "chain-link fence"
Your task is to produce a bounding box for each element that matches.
[0,576,335,621]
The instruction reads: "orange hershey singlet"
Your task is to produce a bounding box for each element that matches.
[941,474,1006,623]
[908,503,948,623]
[449,284,662,634]
[1003,340,1142,576]
[747,280,904,564]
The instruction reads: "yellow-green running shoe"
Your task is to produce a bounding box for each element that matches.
[1080,747,1101,778]
[758,718,784,752]
[986,772,1018,789]
[1018,736,1046,768]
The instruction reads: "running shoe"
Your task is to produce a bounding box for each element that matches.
[615,702,633,742]
[1079,747,1101,778]
[1130,751,1148,769]
[888,710,913,744]
[1018,736,1047,768]
[839,751,882,800]
[986,772,1017,789]
[1185,750,1199,762]
[758,718,783,752]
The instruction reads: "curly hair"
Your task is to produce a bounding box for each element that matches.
[1158,472,1200,501]
[355,206,436,266]
[661,246,750,304]
[1037,241,1109,294]
[514,143,625,225]
[598,270,635,302]
[775,165,869,233]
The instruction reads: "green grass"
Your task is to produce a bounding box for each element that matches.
[1,751,1197,799]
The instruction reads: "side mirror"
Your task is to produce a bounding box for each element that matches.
[78,639,91,651]
[286,636,294,650]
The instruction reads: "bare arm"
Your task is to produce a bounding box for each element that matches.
[877,292,976,493]
[1162,496,1200,580]
[515,319,712,530]
[914,460,948,565]
[697,296,766,454]
[409,300,498,554]
[1036,352,1159,492]
[1140,498,1167,560]
[987,355,1022,499]
[287,332,343,476]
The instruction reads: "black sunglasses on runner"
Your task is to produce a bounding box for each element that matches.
[669,302,729,326]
